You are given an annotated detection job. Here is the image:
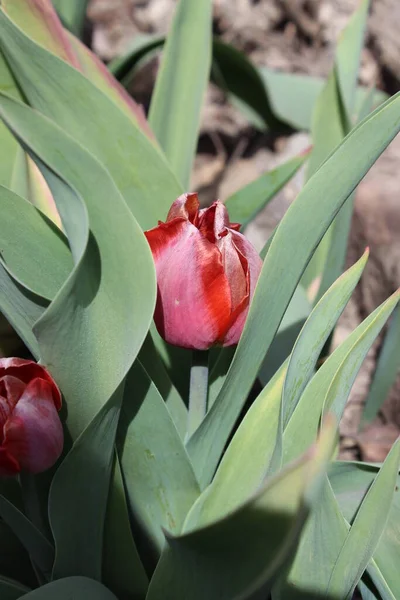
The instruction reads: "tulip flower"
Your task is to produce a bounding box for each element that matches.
[145,193,262,350]
[0,358,63,476]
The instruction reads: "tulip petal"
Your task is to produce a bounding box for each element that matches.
[222,231,263,346]
[166,192,199,223]
[0,358,62,410]
[145,219,232,349]
[0,376,26,434]
[3,378,63,474]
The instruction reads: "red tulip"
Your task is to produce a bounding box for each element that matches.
[145,193,262,350]
[0,358,63,476]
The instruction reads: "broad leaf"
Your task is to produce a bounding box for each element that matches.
[147,418,336,600]
[0,8,182,230]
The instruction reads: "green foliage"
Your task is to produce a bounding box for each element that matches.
[0,1,399,599]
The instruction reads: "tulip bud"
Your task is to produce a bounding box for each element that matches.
[145,193,262,350]
[0,358,63,476]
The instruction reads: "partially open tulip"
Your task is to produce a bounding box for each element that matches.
[0,358,63,476]
[145,193,262,349]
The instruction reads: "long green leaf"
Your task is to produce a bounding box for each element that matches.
[148,0,212,187]
[103,455,149,600]
[330,461,400,599]
[283,291,399,463]
[0,8,182,230]
[146,418,336,600]
[225,151,309,229]
[117,361,200,557]
[302,0,370,299]
[0,495,54,579]
[361,305,400,427]
[52,0,89,38]
[186,89,400,489]
[188,361,287,531]
[327,439,400,599]
[283,250,368,426]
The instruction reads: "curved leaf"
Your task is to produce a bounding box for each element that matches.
[21,576,118,599]
[0,8,182,230]
[0,185,71,299]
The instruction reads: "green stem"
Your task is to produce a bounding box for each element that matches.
[186,350,209,440]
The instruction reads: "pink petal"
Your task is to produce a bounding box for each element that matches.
[3,379,63,474]
[0,359,61,410]
[222,231,263,346]
[145,219,232,349]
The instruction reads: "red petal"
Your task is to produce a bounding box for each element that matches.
[0,359,62,410]
[166,193,200,223]
[2,379,63,474]
[222,231,262,346]
[197,201,230,243]
[0,376,26,436]
[145,219,232,349]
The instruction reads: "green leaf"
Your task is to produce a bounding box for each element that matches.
[146,418,336,600]
[282,250,368,427]
[0,495,54,579]
[186,89,400,489]
[0,48,20,188]
[283,291,399,463]
[2,0,82,68]
[0,185,71,300]
[11,150,62,227]
[212,38,281,131]
[66,33,155,140]
[117,361,200,557]
[225,151,309,229]
[361,305,400,427]
[327,439,400,599]
[0,92,156,438]
[103,454,149,600]
[259,67,387,131]
[330,462,400,599]
[52,0,89,38]
[0,575,30,600]
[20,576,118,599]
[184,361,287,531]
[273,478,348,600]
[302,0,370,299]
[50,385,124,580]
[258,284,311,387]
[335,0,370,123]
[0,262,45,358]
[138,334,187,439]
[0,91,156,580]
[148,0,212,187]
[0,8,182,230]
[322,291,400,422]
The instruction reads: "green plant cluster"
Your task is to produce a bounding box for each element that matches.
[0,0,399,599]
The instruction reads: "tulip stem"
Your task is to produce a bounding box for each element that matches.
[187,350,209,439]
